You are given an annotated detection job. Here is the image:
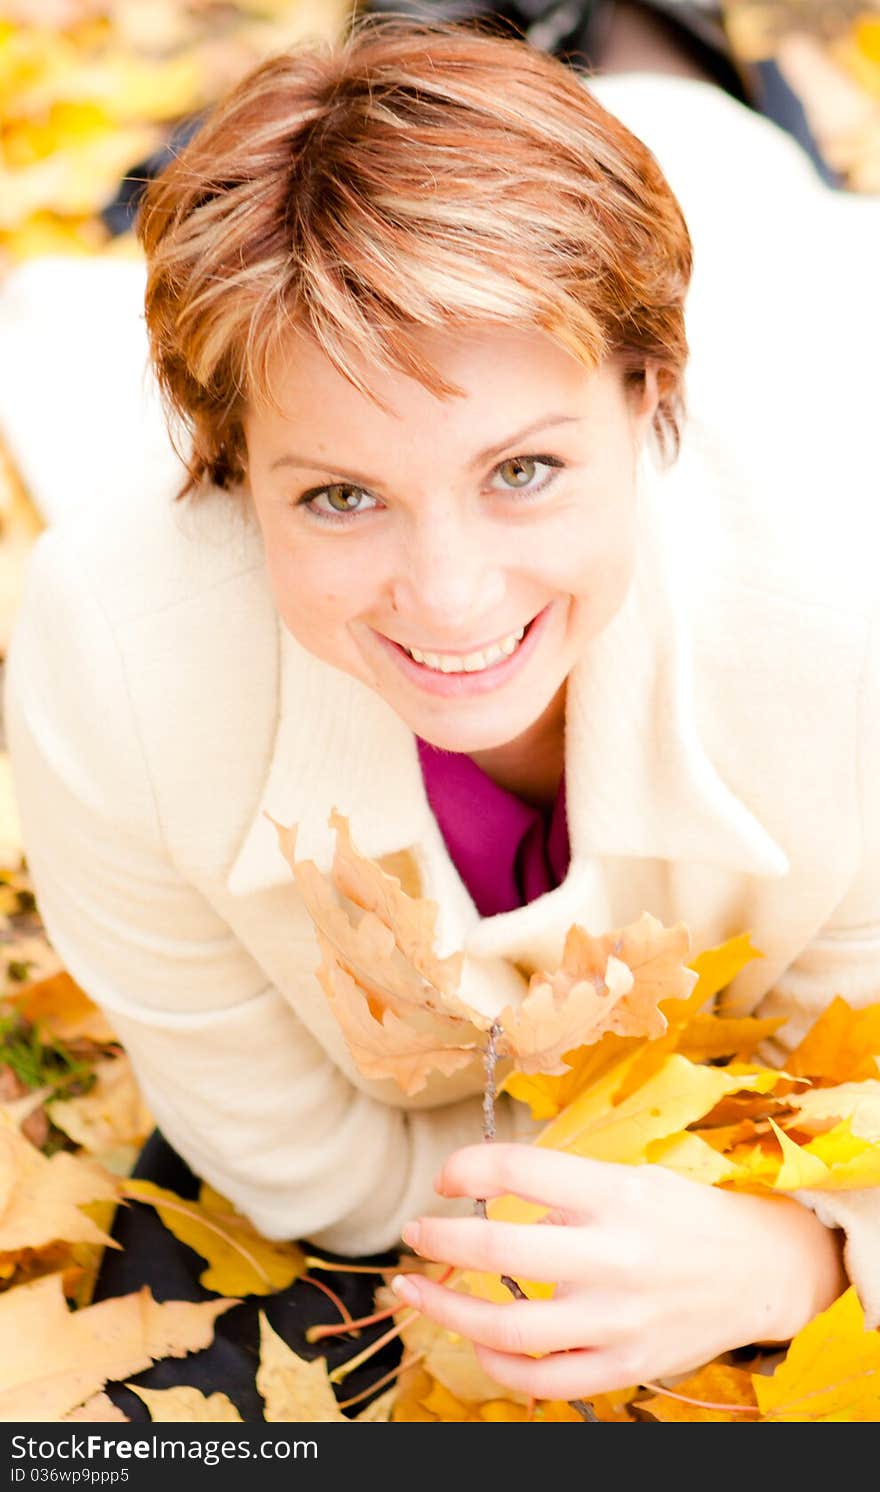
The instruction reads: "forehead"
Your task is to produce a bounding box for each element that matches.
[248,324,609,455]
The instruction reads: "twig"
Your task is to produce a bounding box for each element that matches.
[478,1019,599,1425]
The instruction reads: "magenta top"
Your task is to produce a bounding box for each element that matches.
[415,736,570,917]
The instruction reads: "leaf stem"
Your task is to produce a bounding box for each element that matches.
[300,1273,354,1327]
[302,1255,400,1274]
[120,1183,275,1288]
[638,1380,761,1416]
[328,1308,420,1384]
[307,1301,398,1343]
[336,1351,426,1411]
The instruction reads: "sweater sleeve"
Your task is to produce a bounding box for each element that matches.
[3,529,537,1256]
[750,596,880,1328]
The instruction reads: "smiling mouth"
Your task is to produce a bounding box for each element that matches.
[388,614,540,674]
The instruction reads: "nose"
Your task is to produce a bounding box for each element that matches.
[388,505,506,637]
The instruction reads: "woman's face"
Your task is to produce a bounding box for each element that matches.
[244,325,658,755]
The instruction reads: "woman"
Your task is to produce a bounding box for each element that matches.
[5,17,880,1407]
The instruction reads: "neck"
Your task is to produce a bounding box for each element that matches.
[466,680,567,811]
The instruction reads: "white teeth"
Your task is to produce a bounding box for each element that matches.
[405,623,528,673]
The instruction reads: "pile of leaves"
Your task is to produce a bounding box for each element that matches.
[2,813,880,1422]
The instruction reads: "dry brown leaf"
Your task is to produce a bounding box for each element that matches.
[0,1273,238,1420]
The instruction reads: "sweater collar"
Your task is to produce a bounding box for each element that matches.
[224,449,789,918]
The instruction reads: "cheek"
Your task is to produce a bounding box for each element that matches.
[263,545,370,659]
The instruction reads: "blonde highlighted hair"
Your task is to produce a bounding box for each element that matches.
[139,13,693,500]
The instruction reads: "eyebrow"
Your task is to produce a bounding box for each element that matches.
[268,413,584,485]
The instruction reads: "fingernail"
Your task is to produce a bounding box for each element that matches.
[401,1220,422,1250]
[390,1273,422,1307]
[432,1170,446,1194]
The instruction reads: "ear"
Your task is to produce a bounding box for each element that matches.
[630,363,663,444]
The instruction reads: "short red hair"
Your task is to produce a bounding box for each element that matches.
[138,14,693,500]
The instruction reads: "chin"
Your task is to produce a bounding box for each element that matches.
[410,706,544,755]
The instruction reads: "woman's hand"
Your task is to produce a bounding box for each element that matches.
[390,1144,848,1400]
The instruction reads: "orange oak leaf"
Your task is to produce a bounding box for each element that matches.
[319,958,482,1093]
[496,915,694,1075]
[270,813,491,1095]
[270,813,692,1093]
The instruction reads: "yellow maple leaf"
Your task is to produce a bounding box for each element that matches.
[753,1288,880,1421]
[542,1053,783,1165]
[503,932,770,1118]
[785,997,880,1084]
[800,1119,872,1167]
[767,1117,880,1192]
[391,1363,439,1422]
[637,1361,758,1422]
[676,1011,785,1065]
[644,1130,747,1185]
[678,931,764,1013]
[121,1178,306,1297]
[786,1080,880,1140]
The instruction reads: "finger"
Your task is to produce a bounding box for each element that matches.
[472,1342,639,1403]
[389,1273,623,1355]
[402,1215,618,1283]
[434,1143,635,1219]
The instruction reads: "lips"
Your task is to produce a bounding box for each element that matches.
[391,616,535,661]
[372,602,554,699]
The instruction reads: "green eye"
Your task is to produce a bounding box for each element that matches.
[325,484,364,512]
[497,457,538,488]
